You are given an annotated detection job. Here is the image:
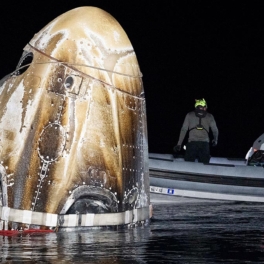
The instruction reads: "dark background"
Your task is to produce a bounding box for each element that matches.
[1,1,263,158]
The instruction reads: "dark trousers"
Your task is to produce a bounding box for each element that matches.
[184,141,210,163]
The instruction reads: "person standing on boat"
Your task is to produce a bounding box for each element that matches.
[175,98,218,163]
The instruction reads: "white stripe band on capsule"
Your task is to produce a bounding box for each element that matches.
[0,205,152,228]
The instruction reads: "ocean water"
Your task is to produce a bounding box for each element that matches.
[1,197,264,263]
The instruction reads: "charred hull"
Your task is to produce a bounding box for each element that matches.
[0,6,151,231]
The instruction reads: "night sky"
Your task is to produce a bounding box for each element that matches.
[1,1,263,159]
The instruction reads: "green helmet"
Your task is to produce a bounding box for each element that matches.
[195,98,207,108]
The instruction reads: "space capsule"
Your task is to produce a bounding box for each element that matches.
[0,6,151,231]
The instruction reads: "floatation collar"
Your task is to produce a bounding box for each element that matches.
[0,228,54,236]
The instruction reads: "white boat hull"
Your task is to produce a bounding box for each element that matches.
[149,153,264,203]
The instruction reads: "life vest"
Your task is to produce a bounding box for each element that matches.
[189,116,209,135]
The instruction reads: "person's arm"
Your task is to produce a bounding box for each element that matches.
[177,114,189,146]
[210,115,219,145]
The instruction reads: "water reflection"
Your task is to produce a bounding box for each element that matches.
[1,200,264,263]
[0,224,152,263]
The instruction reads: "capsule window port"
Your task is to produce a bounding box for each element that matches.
[64,76,74,89]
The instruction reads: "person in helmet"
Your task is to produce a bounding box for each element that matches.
[175,98,218,163]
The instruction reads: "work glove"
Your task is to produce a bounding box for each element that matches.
[212,139,217,147]
[173,145,181,152]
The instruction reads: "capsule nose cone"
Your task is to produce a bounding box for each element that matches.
[27,6,143,95]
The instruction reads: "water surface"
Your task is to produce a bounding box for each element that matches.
[1,198,264,263]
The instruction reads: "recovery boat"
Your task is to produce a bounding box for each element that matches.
[149,134,264,203]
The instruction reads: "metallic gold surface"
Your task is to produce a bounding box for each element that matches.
[0,7,149,230]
